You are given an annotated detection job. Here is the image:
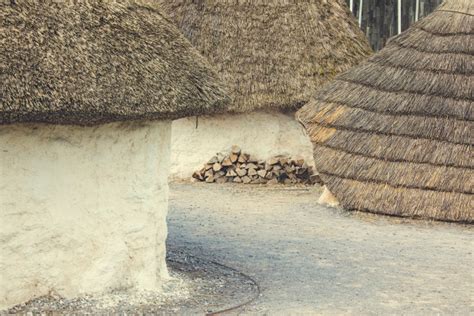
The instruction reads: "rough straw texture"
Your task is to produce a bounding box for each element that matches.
[158,0,372,112]
[0,1,230,125]
[297,0,473,223]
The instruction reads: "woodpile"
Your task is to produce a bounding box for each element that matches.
[193,146,321,185]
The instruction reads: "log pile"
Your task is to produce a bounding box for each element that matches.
[193,146,321,185]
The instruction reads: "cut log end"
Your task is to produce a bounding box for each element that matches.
[194,148,318,186]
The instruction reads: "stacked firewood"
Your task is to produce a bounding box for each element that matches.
[193,146,321,185]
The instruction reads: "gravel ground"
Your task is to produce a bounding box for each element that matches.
[168,182,474,315]
[6,250,258,315]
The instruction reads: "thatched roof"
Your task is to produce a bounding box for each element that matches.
[157,0,372,112]
[0,1,230,125]
[297,0,473,223]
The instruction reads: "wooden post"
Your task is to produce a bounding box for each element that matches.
[415,0,420,21]
[358,0,363,27]
[397,0,402,34]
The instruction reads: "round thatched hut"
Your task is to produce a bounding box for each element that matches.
[297,0,473,223]
[156,0,372,179]
[0,1,229,309]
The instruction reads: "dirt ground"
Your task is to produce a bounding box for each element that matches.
[168,182,473,315]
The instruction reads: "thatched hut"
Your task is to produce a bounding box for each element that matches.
[156,0,372,179]
[0,1,229,309]
[297,0,473,223]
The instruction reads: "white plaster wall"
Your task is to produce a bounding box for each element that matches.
[0,120,171,310]
[170,111,315,180]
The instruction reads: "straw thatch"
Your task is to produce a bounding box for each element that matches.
[0,1,230,125]
[157,0,372,112]
[297,0,473,223]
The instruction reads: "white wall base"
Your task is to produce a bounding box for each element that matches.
[170,111,315,180]
[0,121,171,310]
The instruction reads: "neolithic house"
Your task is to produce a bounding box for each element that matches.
[0,1,229,309]
[157,0,372,179]
[297,0,473,222]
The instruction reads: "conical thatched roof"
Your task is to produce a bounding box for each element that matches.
[0,1,230,125]
[297,0,473,223]
[157,0,372,112]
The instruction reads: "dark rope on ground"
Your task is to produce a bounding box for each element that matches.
[167,252,261,315]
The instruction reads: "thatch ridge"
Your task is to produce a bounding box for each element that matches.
[323,176,472,223]
[391,38,472,55]
[314,146,472,194]
[297,0,474,223]
[157,0,372,112]
[370,46,472,74]
[315,138,472,169]
[310,103,472,145]
[0,1,230,125]
[315,81,472,121]
[338,64,472,100]
[437,0,473,15]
